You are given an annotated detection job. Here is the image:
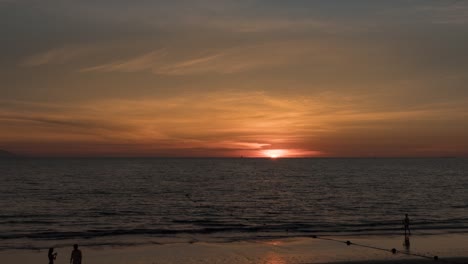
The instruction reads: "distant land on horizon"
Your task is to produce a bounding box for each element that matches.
[0,150,18,158]
[1,153,464,159]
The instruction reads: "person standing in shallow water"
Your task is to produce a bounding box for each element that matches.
[404,214,411,236]
[48,248,57,264]
[70,244,82,264]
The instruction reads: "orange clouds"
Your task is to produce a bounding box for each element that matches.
[1,90,467,157]
[0,91,320,156]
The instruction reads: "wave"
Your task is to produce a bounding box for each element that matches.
[2,222,468,241]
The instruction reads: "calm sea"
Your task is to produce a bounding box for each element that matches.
[0,158,467,250]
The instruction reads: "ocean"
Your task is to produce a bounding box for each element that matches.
[0,158,467,250]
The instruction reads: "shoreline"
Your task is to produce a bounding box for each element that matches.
[1,233,467,264]
[3,229,468,251]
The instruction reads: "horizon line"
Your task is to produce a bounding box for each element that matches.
[1,156,465,159]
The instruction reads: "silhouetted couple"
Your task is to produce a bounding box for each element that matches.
[48,244,82,264]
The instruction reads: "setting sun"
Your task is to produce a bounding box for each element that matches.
[263,149,286,159]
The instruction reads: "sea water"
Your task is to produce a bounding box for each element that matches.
[0,158,467,250]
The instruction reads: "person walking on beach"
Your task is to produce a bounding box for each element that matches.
[404,214,411,236]
[70,244,82,264]
[48,247,57,264]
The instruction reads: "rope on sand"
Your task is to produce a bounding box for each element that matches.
[310,235,466,264]
[183,195,463,263]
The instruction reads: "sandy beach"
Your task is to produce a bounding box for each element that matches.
[1,234,467,264]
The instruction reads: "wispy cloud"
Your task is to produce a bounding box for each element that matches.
[81,41,317,75]
[81,49,167,73]
[177,16,340,33]
[417,2,468,24]
[20,46,96,66]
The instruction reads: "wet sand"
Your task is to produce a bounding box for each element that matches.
[1,234,467,264]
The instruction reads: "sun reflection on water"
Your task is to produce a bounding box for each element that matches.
[259,252,287,264]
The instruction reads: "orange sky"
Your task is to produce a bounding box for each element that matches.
[1,1,468,157]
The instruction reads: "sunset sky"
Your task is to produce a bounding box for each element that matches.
[1,0,468,157]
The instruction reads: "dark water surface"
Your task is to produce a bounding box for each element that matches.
[1,158,467,249]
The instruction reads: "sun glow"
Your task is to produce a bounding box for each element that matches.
[263,149,286,159]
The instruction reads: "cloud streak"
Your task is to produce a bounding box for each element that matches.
[418,2,468,24]
[80,41,324,75]
[81,49,168,73]
[20,46,97,66]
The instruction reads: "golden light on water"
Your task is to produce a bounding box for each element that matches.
[263,252,287,264]
[264,240,283,246]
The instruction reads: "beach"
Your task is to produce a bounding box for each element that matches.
[2,234,467,264]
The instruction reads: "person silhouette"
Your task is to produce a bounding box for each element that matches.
[70,244,82,264]
[48,248,57,264]
[404,214,411,236]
